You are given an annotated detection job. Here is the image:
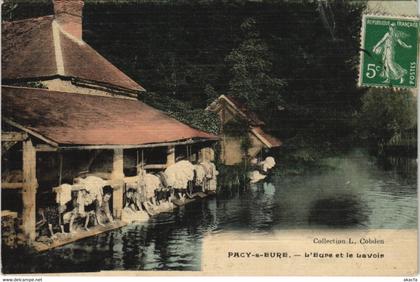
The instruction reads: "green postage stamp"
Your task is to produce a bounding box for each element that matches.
[359,14,419,88]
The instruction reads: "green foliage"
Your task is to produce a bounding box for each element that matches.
[203,84,219,103]
[356,88,417,147]
[268,0,367,153]
[225,18,286,112]
[139,92,220,134]
[280,134,324,164]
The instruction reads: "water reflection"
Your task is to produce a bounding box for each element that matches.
[308,196,369,227]
[377,155,417,183]
[2,151,417,273]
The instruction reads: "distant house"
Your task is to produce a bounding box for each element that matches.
[1,0,217,244]
[206,95,281,165]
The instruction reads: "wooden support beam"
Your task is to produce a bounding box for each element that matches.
[35,144,58,152]
[58,153,63,185]
[143,164,166,170]
[166,146,175,167]
[221,105,226,163]
[2,210,18,218]
[78,172,111,180]
[111,148,124,180]
[1,182,23,189]
[1,132,28,142]
[2,141,18,155]
[110,148,124,219]
[21,139,38,242]
[3,118,58,147]
[58,138,212,150]
[199,147,207,162]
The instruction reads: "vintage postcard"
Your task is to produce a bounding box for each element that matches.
[1,0,418,279]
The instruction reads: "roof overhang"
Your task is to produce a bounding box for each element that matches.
[3,118,218,151]
[2,86,219,150]
[57,138,218,150]
[206,95,265,126]
[250,126,282,148]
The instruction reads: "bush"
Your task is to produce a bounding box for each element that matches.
[356,88,417,148]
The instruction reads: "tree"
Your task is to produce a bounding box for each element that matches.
[225,18,286,115]
[356,88,417,148]
[2,1,18,21]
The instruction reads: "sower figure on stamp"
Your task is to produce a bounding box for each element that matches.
[373,23,412,84]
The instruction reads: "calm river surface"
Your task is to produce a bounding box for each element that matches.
[2,151,417,273]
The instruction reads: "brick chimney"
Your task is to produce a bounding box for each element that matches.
[53,0,84,39]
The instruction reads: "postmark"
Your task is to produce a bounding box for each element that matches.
[359,14,419,89]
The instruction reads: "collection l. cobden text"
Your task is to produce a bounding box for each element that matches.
[313,237,385,245]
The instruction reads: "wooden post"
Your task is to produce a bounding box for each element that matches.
[22,139,38,242]
[221,102,226,163]
[208,147,215,162]
[199,147,207,162]
[58,153,63,185]
[111,148,124,219]
[166,146,175,167]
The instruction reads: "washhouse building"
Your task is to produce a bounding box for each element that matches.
[206,95,281,165]
[1,0,217,249]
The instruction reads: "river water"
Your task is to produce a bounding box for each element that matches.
[2,151,417,273]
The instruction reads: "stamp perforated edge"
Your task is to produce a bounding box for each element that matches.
[357,13,420,90]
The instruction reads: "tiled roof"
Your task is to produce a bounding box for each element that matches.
[225,95,265,126]
[2,16,144,93]
[251,126,282,148]
[2,86,217,147]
